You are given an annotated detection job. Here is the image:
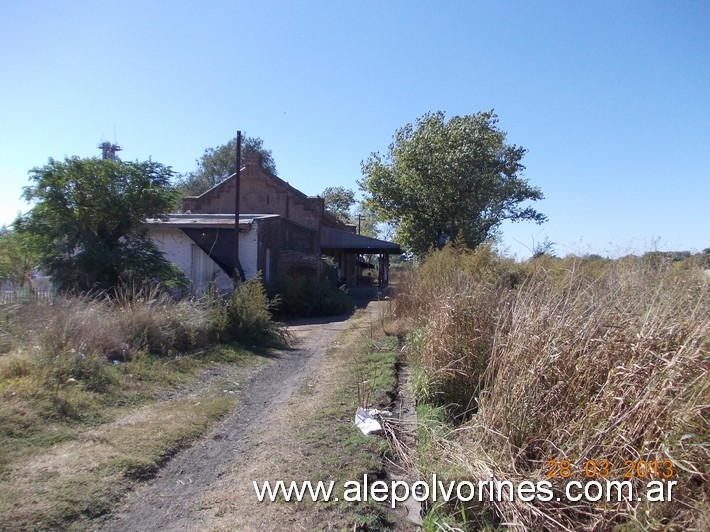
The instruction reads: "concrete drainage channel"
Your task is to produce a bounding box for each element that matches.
[353,355,423,526]
[383,361,423,527]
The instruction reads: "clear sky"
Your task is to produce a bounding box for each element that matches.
[1,0,708,258]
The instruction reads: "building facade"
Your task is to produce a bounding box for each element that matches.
[145,152,400,291]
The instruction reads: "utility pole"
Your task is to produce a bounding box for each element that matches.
[233,131,242,287]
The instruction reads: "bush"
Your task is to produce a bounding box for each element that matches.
[267,276,354,318]
[210,274,285,344]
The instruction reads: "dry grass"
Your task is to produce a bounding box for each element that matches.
[0,395,235,530]
[396,245,709,530]
[0,278,284,395]
[0,280,283,529]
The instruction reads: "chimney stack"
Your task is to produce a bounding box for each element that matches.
[243,151,263,167]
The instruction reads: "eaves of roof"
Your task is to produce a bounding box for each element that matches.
[320,226,401,254]
[144,213,279,229]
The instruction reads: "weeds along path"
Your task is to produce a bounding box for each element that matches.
[100,313,353,531]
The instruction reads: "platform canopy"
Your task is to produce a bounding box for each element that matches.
[320,226,401,254]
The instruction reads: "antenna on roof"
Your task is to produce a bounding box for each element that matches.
[98,141,122,161]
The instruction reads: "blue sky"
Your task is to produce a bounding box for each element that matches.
[1,0,708,258]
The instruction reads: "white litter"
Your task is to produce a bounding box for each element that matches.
[355,407,383,435]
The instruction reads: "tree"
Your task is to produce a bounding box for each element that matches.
[177,136,277,197]
[15,156,184,292]
[322,186,356,221]
[360,111,546,256]
[353,201,381,239]
[0,226,38,287]
[320,187,384,239]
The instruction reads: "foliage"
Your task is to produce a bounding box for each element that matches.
[353,200,381,239]
[267,276,354,318]
[322,186,356,221]
[210,274,286,344]
[1,277,284,401]
[360,110,546,255]
[0,281,281,531]
[320,187,382,239]
[15,156,183,292]
[395,247,709,529]
[177,135,277,196]
[532,235,556,257]
[0,226,39,286]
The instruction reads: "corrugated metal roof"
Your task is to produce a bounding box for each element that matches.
[320,226,401,253]
[146,215,401,254]
[144,213,278,227]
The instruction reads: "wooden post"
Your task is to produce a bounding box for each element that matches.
[233,131,242,287]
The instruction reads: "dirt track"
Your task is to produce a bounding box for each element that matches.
[101,314,353,531]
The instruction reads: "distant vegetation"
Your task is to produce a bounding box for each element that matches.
[388,244,708,530]
[321,186,381,238]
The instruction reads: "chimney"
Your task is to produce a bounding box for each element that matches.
[243,151,263,168]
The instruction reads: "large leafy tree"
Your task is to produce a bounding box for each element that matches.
[322,186,356,221]
[177,136,277,196]
[321,187,382,239]
[360,111,546,255]
[15,157,183,292]
[0,226,38,287]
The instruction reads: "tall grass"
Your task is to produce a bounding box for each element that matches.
[1,277,284,396]
[397,245,709,529]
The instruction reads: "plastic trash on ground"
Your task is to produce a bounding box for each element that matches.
[355,407,383,435]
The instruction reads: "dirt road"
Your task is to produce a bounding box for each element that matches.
[101,314,353,531]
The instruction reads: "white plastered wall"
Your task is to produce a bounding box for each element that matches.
[149,224,259,292]
[239,223,259,280]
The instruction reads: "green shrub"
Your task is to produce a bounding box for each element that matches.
[267,276,354,317]
[211,274,286,344]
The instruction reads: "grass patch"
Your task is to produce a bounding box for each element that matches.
[290,334,399,528]
[0,340,258,530]
[0,393,236,530]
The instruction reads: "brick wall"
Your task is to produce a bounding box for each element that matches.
[277,250,322,280]
[182,153,327,232]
